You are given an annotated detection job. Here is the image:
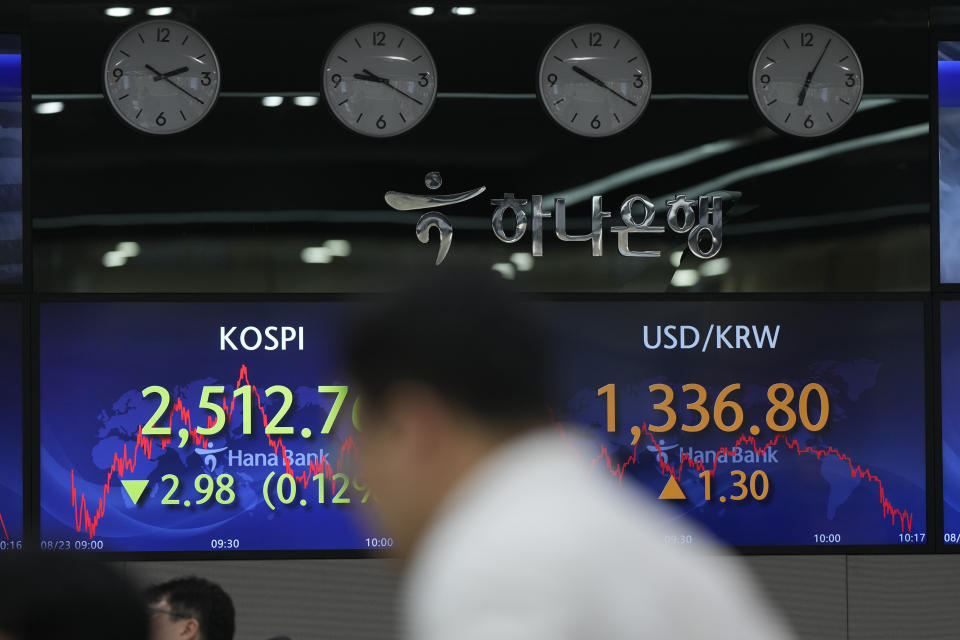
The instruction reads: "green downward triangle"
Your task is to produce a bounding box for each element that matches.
[121,479,149,505]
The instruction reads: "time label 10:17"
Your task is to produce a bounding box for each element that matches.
[597,382,829,438]
[139,384,357,440]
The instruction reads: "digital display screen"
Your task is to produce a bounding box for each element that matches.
[39,302,380,554]
[0,301,22,549]
[550,300,928,547]
[0,35,22,285]
[942,301,960,545]
[39,299,927,553]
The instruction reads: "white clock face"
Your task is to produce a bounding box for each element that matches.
[323,23,438,137]
[750,24,863,137]
[104,20,220,135]
[537,24,652,137]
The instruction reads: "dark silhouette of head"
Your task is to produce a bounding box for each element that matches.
[0,552,149,640]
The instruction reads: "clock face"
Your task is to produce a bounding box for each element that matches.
[103,20,220,135]
[750,24,863,137]
[537,24,652,137]
[323,23,438,137]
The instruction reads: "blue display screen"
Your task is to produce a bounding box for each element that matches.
[939,44,960,284]
[0,36,22,285]
[39,299,927,553]
[550,300,927,547]
[0,301,22,549]
[942,301,960,545]
[39,302,378,553]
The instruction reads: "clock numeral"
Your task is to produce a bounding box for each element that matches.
[156,112,167,126]
[331,73,342,88]
[633,73,644,88]
[201,71,213,86]
[844,73,856,87]
[800,32,813,47]
[803,114,814,129]
[112,68,124,82]
[590,115,601,129]
[156,26,170,43]
[376,115,387,130]
[588,31,602,47]
[418,72,429,88]
[760,73,770,85]
[372,31,386,46]
[547,73,558,87]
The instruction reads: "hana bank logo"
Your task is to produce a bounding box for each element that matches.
[384,171,731,266]
[647,438,680,464]
[195,442,228,472]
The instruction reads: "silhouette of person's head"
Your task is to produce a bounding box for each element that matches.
[0,552,149,640]
[344,268,552,555]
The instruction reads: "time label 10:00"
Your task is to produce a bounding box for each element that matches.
[139,384,357,440]
[597,382,829,436]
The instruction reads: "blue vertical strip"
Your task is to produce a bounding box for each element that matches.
[939,60,960,107]
[0,54,20,102]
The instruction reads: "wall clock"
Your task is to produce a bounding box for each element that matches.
[537,23,653,137]
[750,24,863,137]
[104,20,220,134]
[323,23,438,137]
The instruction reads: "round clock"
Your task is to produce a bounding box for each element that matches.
[323,23,438,137]
[750,24,863,137]
[103,19,220,134]
[537,24,652,137]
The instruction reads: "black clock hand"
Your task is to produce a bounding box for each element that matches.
[357,67,424,106]
[152,65,189,81]
[144,64,205,105]
[797,38,832,106]
[571,65,638,107]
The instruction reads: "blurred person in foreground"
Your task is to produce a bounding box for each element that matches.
[0,552,149,640]
[345,269,794,640]
[145,576,235,640]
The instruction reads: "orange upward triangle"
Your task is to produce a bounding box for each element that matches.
[658,476,686,500]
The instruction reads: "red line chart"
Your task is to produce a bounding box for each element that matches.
[589,422,914,532]
[69,364,358,539]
